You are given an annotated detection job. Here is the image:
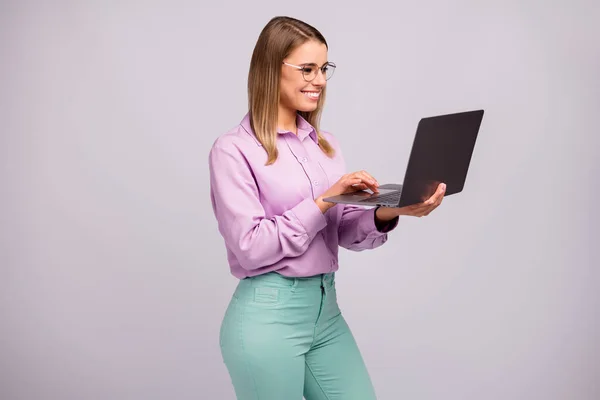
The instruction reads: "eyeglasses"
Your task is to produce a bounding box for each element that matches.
[282,61,336,82]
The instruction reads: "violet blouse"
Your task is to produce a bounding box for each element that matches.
[209,113,398,279]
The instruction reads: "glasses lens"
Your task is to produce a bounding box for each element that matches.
[324,63,335,80]
[300,63,336,81]
[302,65,317,81]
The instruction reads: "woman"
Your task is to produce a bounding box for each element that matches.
[208,16,446,400]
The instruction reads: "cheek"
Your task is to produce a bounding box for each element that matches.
[281,84,303,106]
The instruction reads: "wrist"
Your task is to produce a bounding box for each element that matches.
[315,196,334,214]
[375,206,401,222]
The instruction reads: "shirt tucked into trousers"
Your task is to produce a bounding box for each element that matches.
[209,113,398,399]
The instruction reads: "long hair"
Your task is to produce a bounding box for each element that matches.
[248,16,335,165]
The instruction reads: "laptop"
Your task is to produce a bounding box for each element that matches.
[322,109,485,208]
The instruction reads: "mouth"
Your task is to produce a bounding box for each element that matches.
[301,90,320,100]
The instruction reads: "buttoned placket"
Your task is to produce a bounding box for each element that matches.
[282,133,327,199]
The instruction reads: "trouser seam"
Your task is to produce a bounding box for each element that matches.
[238,303,260,400]
[305,359,333,400]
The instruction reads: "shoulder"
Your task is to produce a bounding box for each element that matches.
[209,117,262,158]
[319,128,342,149]
[318,128,346,161]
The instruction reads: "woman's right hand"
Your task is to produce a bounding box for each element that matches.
[315,170,380,213]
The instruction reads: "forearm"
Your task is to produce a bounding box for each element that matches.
[222,198,328,270]
[375,206,401,223]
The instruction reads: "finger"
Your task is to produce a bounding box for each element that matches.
[437,182,446,196]
[352,170,377,186]
[423,183,446,206]
[416,200,436,216]
[426,199,441,215]
[352,183,369,190]
[424,198,441,214]
[429,192,443,208]
[435,192,444,207]
[355,170,379,192]
[346,177,364,188]
[344,177,369,192]
[360,170,379,186]
[434,184,447,206]
[428,201,441,214]
[425,201,439,215]
[422,207,435,217]
[424,193,445,215]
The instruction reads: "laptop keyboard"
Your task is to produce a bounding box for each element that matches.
[358,191,401,205]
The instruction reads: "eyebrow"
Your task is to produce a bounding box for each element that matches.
[299,61,330,66]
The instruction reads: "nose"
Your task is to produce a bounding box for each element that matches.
[312,68,327,86]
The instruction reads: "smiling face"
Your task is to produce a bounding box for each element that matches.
[279,40,329,115]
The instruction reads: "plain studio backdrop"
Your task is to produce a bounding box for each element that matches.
[1,1,598,399]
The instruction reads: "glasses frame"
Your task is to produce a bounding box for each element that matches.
[282,61,336,82]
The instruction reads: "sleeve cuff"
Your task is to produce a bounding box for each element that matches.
[348,207,389,238]
[290,197,328,238]
[373,207,399,233]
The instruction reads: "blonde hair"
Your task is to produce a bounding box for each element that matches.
[248,16,335,165]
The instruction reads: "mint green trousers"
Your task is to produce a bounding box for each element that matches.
[219,272,377,400]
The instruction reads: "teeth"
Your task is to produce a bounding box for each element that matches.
[303,92,320,98]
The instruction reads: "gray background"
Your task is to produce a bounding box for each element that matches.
[1,1,598,399]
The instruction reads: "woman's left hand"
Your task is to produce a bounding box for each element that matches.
[376,183,447,221]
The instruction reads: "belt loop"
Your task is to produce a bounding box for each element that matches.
[324,273,333,289]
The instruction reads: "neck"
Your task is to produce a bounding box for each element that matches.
[277,105,297,134]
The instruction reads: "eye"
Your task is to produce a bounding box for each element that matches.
[302,66,315,74]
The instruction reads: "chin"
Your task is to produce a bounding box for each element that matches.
[296,102,319,113]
